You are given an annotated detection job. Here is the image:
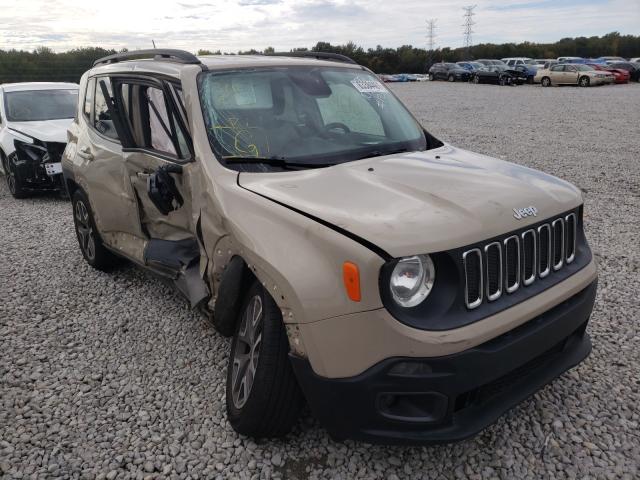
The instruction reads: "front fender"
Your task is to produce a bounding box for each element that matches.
[201,172,386,327]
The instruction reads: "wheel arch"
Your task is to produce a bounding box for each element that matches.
[211,254,257,338]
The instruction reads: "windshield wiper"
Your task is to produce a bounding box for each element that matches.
[356,147,412,160]
[222,156,334,169]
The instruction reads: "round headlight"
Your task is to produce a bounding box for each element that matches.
[389,255,435,307]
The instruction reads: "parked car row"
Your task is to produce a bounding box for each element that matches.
[425,58,639,87]
[380,73,428,82]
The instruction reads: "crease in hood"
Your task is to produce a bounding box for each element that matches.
[9,118,73,144]
[238,145,582,258]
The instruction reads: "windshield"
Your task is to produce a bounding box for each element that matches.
[198,67,429,167]
[575,65,594,71]
[4,89,78,122]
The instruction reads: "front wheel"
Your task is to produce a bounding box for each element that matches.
[428,73,434,81]
[226,280,304,438]
[5,157,28,199]
[473,75,480,84]
[448,74,455,82]
[541,77,551,87]
[579,76,590,87]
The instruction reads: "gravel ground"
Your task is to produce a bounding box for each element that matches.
[1,81,639,479]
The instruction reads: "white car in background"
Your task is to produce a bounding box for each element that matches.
[502,57,540,70]
[0,82,78,198]
[557,56,583,63]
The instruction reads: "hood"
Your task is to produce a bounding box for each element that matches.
[8,118,72,143]
[238,145,582,259]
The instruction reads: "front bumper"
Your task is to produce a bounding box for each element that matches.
[291,279,597,444]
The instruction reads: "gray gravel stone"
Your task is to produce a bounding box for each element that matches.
[1,81,639,479]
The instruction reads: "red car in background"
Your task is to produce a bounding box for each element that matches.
[587,64,630,84]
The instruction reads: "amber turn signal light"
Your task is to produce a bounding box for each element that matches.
[343,261,361,302]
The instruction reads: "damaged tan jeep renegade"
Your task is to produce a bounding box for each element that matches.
[63,49,598,444]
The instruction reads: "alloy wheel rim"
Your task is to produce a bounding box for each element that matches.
[231,295,263,409]
[7,170,16,194]
[75,200,95,261]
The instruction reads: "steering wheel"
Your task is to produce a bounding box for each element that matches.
[324,122,351,135]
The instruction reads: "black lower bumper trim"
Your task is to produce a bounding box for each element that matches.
[290,280,597,445]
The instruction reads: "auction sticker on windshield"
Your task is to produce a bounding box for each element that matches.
[351,76,386,93]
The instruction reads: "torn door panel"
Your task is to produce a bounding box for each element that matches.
[124,150,194,240]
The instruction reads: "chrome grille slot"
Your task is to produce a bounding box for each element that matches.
[565,213,576,263]
[521,229,536,286]
[538,224,551,278]
[552,218,564,271]
[504,235,520,293]
[484,242,502,301]
[463,249,483,309]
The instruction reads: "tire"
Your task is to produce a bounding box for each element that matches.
[541,77,551,87]
[579,76,590,87]
[473,75,480,84]
[226,280,304,438]
[5,156,28,199]
[448,74,455,82]
[428,73,434,81]
[72,189,118,271]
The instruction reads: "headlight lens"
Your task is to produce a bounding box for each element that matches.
[389,255,435,307]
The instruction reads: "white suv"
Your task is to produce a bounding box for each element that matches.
[0,82,79,198]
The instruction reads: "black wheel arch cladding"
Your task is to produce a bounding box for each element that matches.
[213,256,254,337]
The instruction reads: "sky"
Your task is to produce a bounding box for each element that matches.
[0,0,638,53]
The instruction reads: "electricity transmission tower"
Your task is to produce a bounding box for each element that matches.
[427,19,437,51]
[462,5,477,58]
[426,19,437,70]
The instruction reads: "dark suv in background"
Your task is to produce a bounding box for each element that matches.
[428,63,472,82]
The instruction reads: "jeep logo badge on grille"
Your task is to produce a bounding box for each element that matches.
[513,206,538,220]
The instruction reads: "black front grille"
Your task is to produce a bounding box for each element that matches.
[463,249,482,308]
[505,236,520,293]
[565,214,576,263]
[462,211,579,310]
[522,230,536,285]
[552,218,564,270]
[454,338,568,412]
[538,224,551,277]
[485,243,502,300]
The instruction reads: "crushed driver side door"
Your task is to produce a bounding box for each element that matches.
[110,75,208,307]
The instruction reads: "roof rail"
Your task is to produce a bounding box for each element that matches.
[266,51,358,65]
[93,49,201,67]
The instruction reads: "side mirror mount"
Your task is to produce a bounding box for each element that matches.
[147,164,184,215]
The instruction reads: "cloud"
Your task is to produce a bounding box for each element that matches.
[238,0,281,5]
[0,0,636,53]
[292,0,367,18]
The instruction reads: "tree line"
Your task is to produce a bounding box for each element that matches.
[1,32,638,83]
